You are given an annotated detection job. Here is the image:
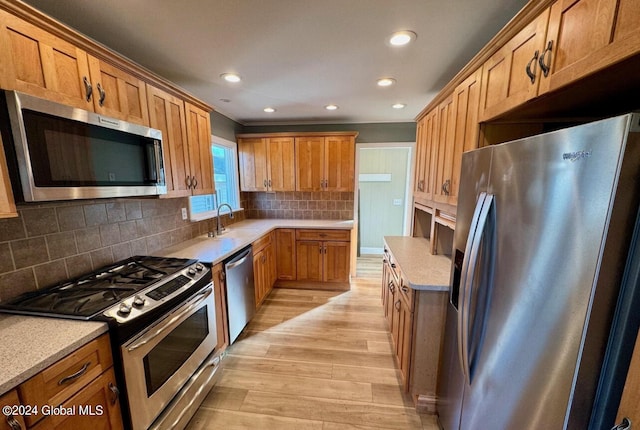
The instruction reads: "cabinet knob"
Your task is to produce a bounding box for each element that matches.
[186,176,192,188]
[192,176,198,189]
[395,300,401,310]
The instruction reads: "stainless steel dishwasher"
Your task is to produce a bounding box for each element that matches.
[224,245,255,344]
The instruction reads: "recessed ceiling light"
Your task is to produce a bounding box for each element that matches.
[263,107,276,113]
[389,31,417,46]
[325,104,339,111]
[221,73,241,83]
[392,103,406,109]
[377,78,396,87]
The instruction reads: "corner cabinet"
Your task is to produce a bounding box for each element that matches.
[295,229,350,284]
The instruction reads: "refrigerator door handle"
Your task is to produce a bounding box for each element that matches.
[457,192,488,381]
[459,192,495,384]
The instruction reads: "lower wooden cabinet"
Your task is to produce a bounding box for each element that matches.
[32,368,122,430]
[253,232,276,308]
[0,389,26,430]
[275,229,296,281]
[295,229,350,284]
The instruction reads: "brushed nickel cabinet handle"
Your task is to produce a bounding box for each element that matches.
[58,361,91,385]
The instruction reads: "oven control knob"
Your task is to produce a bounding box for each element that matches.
[195,263,204,272]
[132,295,146,307]
[118,303,132,316]
[188,268,197,276]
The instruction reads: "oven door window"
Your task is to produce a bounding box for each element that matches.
[142,307,209,396]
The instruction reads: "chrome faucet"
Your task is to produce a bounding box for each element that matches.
[216,203,234,235]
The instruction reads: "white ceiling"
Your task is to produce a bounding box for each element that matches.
[22,0,529,125]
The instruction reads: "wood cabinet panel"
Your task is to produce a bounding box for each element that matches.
[32,368,123,430]
[238,138,268,192]
[432,95,455,205]
[0,389,26,430]
[296,240,324,282]
[295,229,350,242]
[0,10,93,110]
[212,262,229,350]
[185,102,214,196]
[267,137,295,191]
[0,134,17,218]
[325,135,355,192]
[615,327,640,425]
[295,136,325,192]
[323,241,350,283]
[414,109,439,202]
[275,229,296,281]
[479,8,550,121]
[147,85,191,197]
[87,56,149,125]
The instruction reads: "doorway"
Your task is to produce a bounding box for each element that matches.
[355,143,414,256]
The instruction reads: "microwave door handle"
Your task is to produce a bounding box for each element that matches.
[127,285,213,352]
[460,193,494,385]
[457,192,487,383]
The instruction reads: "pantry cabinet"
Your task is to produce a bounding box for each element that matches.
[295,134,355,192]
[238,137,295,192]
[147,85,192,197]
[479,7,551,121]
[185,102,215,196]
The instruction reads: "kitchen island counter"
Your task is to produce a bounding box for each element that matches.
[0,315,108,396]
[384,236,451,291]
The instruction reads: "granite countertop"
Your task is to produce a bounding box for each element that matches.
[0,315,108,396]
[159,218,353,264]
[384,236,451,292]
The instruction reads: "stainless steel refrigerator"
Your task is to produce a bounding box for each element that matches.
[437,113,640,430]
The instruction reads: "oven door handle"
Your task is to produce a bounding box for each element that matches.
[126,285,213,352]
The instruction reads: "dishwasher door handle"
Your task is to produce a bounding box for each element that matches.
[226,249,252,270]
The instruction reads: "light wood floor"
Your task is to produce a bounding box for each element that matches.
[186,259,438,430]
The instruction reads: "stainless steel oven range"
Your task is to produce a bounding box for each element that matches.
[0,255,223,430]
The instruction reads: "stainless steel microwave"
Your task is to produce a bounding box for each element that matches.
[3,91,166,202]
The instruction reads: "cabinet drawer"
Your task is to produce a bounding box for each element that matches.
[295,229,350,241]
[252,233,272,254]
[19,333,113,427]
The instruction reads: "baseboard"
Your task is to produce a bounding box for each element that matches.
[416,394,438,415]
[274,280,350,291]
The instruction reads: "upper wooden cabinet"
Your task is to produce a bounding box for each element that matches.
[539,0,640,94]
[296,134,355,192]
[0,11,150,125]
[87,55,149,126]
[185,102,215,196]
[238,137,295,192]
[432,95,456,205]
[0,133,16,218]
[479,7,551,121]
[147,85,192,197]
[0,10,93,110]
[414,109,438,203]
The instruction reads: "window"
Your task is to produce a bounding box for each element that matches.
[188,135,240,221]
[212,136,240,212]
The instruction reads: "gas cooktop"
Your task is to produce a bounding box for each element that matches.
[0,256,198,319]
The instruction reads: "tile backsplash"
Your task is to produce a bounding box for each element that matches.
[243,191,354,220]
[0,198,244,302]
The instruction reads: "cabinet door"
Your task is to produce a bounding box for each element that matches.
[539,0,638,94]
[396,295,413,388]
[323,241,350,283]
[185,102,215,195]
[432,95,455,205]
[479,8,550,121]
[295,136,325,192]
[275,229,297,280]
[266,241,276,293]
[238,138,268,192]
[253,249,266,308]
[87,56,149,125]
[325,135,355,192]
[0,389,26,430]
[413,116,427,197]
[147,85,192,197]
[267,137,296,191]
[415,109,439,202]
[615,327,640,426]
[449,68,482,206]
[32,368,123,430]
[0,11,93,110]
[212,263,229,350]
[296,240,323,282]
[0,134,17,218]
